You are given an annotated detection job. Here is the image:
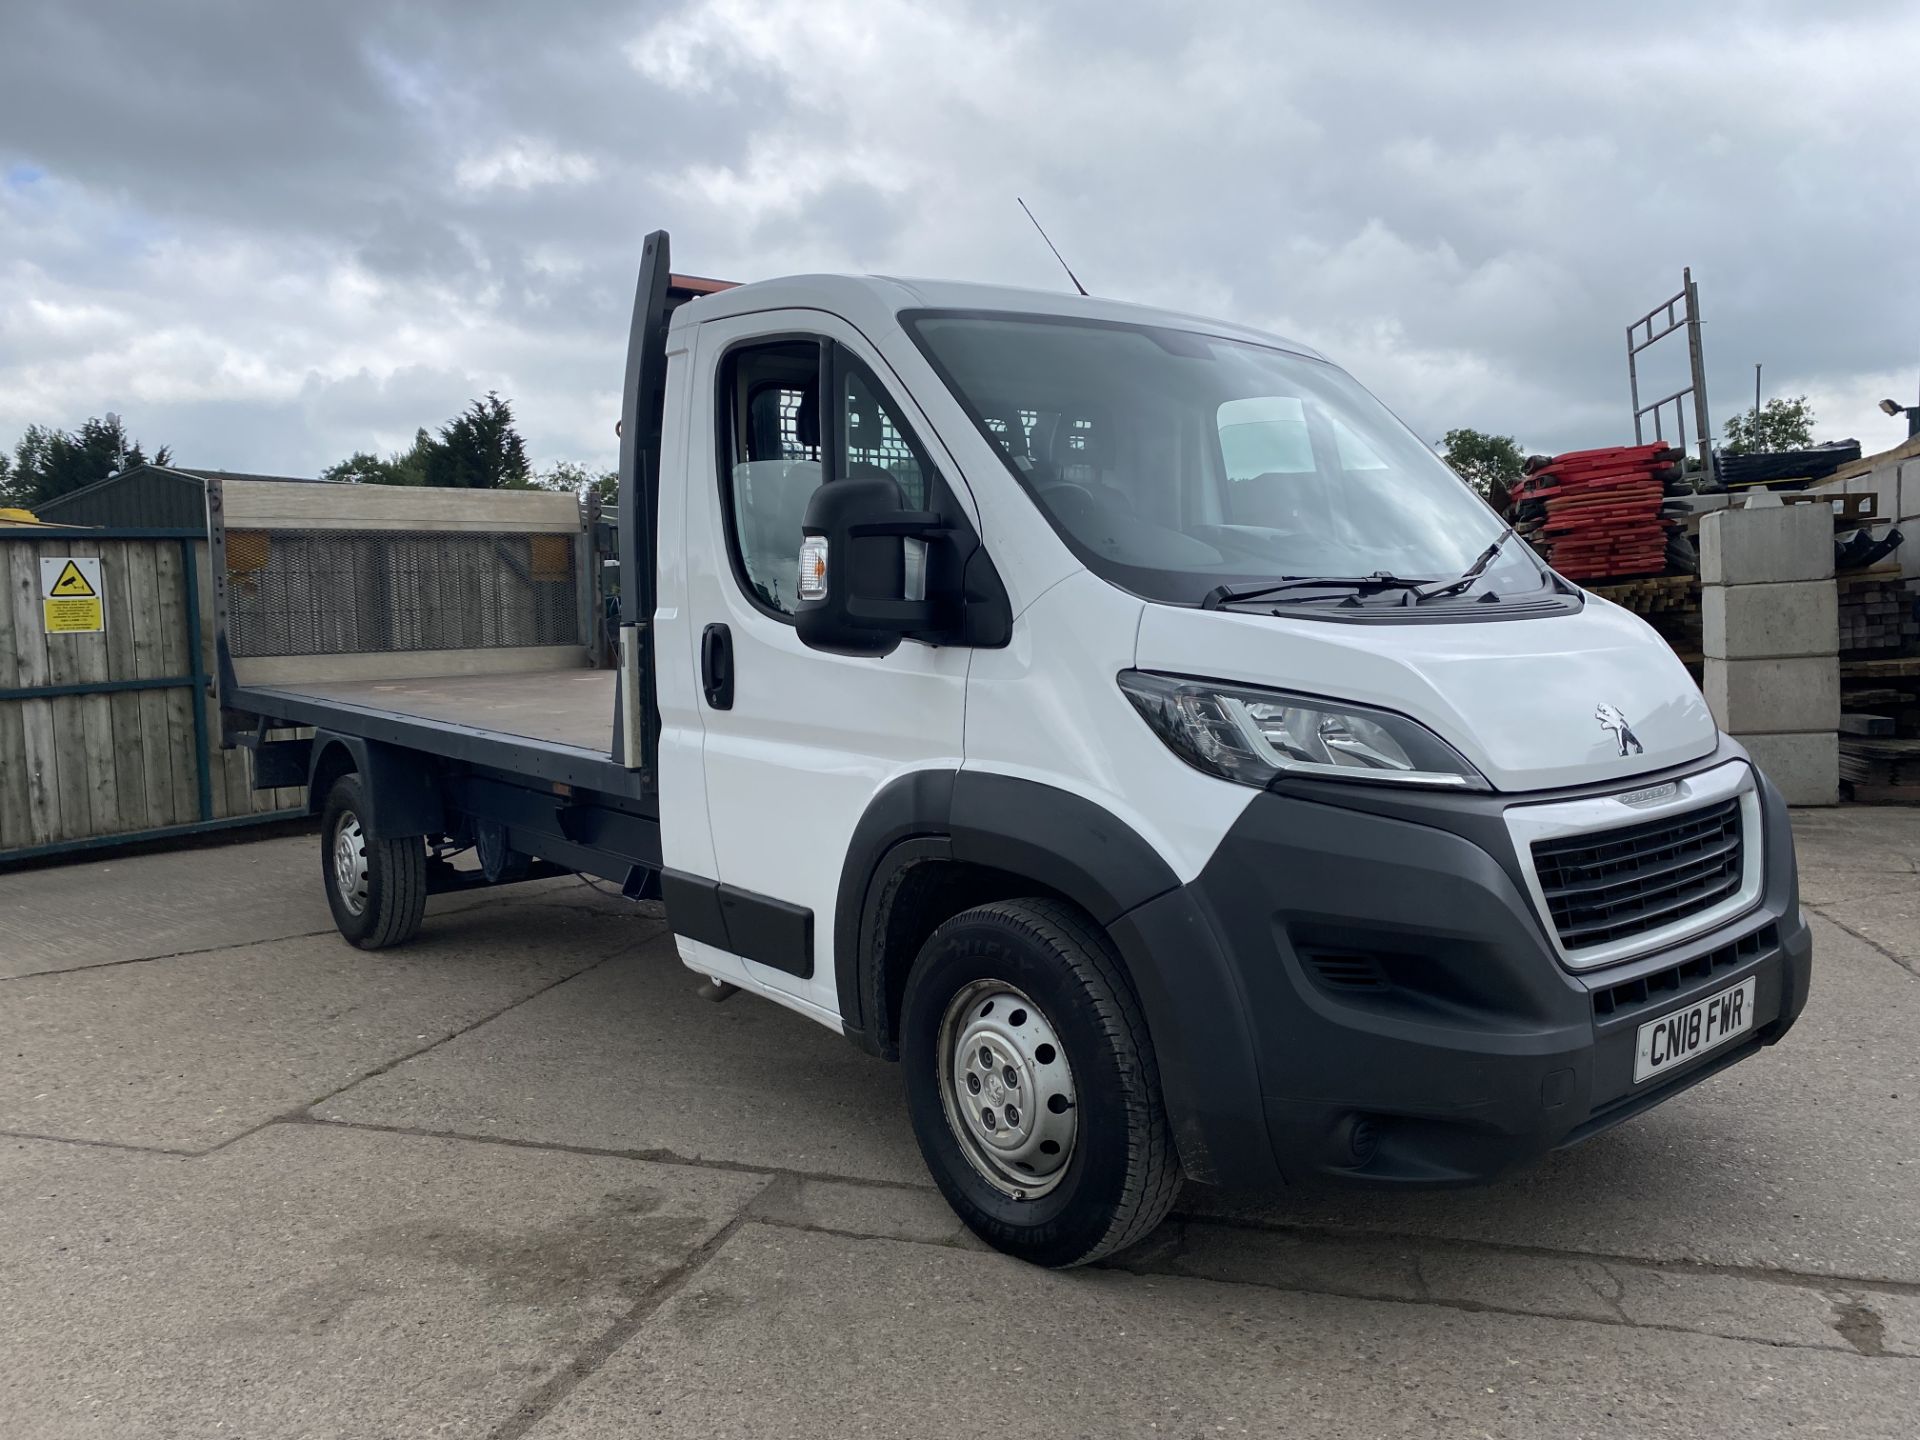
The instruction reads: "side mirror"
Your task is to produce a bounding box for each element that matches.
[794,475,948,656]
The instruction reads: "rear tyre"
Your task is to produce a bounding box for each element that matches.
[321,774,427,949]
[901,898,1181,1267]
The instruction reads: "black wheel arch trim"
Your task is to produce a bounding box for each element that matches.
[306,731,447,842]
[836,767,1189,1045]
[833,768,1272,1186]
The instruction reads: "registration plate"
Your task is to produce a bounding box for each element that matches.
[1633,976,1757,1084]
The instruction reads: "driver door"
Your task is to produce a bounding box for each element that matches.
[676,310,974,1022]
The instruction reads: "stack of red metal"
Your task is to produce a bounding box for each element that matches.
[1513,443,1682,581]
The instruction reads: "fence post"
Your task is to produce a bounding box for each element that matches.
[180,536,215,822]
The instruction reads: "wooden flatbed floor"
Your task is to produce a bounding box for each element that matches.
[259,668,615,754]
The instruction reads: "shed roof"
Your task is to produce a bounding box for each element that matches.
[32,464,334,530]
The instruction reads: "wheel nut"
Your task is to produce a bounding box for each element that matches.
[1002,1065,1019,1088]
[966,1073,980,1094]
[981,1108,998,1131]
[1005,1104,1020,1127]
[978,1046,994,1070]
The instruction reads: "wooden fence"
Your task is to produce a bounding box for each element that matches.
[1,527,304,862]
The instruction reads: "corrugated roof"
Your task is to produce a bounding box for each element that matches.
[32,463,336,530]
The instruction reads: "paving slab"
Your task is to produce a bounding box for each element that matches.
[1124,1220,1863,1352]
[1188,913,1920,1283]
[1874,1292,1920,1358]
[745,1175,974,1247]
[0,834,329,976]
[0,901,659,1151]
[0,832,620,979]
[318,937,927,1185]
[1790,807,1920,874]
[0,1125,765,1440]
[1791,807,1919,977]
[523,1224,1920,1440]
[1808,890,1920,975]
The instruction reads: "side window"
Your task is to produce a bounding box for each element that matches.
[840,363,928,509]
[718,341,942,618]
[720,341,823,614]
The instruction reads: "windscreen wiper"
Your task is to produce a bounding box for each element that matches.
[1408,528,1513,604]
[1200,573,1426,610]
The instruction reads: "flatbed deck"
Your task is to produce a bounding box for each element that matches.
[234,666,640,797]
[273,669,615,751]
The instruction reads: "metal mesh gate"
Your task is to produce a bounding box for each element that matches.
[224,528,580,658]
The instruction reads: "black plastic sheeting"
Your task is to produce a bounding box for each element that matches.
[1718,440,1862,489]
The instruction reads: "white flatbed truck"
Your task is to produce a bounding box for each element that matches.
[212,232,1812,1266]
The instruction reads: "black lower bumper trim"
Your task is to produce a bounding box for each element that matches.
[1118,748,1811,1190]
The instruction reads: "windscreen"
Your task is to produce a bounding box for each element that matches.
[908,313,1542,607]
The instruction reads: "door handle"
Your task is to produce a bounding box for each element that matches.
[701,623,734,710]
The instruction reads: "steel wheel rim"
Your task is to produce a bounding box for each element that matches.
[332,812,369,916]
[936,979,1078,1200]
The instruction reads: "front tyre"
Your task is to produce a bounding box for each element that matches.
[901,898,1181,1267]
[320,774,428,949]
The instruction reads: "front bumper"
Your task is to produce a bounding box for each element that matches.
[1108,739,1812,1188]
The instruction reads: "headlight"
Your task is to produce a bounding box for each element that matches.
[1117,671,1489,791]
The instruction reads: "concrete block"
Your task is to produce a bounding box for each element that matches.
[1702,581,1838,660]
[1703,656,1839,734]
[1738,731,1839,806]
[1675,493,1733,518]
[1700,506,1833,585]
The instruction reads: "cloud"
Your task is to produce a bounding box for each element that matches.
[0,0,1915,477]
[455,139,600,193]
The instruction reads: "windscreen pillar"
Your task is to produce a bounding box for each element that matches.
[1701,504,1839,805]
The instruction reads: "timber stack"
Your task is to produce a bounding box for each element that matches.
[1834,526,1920,801]
[1512,443,1688,582]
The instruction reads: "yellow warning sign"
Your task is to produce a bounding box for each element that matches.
[40,556,105,634]
[48,560,96,597]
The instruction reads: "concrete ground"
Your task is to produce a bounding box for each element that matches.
[1,809,1916,1439]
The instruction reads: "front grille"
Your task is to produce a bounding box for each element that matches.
[1531,797,1744,953]
[1592,922,1776,1020]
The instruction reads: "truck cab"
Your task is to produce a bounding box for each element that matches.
[217,232,1812,1267]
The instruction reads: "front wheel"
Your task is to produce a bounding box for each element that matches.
[900,898,1181,1267]
[321,774,428,949]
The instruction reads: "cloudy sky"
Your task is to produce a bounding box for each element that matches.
[2,0,1915,479]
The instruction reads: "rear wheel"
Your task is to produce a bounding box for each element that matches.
[321,774,427,949]
[901,898,1181,1267]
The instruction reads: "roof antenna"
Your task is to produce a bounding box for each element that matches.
[1018,197,1088,297]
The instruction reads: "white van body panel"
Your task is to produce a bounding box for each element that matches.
[651,337,722,883]
[677,274,1326,363]
[1134,594,1718,794]
[963,569,1257,884]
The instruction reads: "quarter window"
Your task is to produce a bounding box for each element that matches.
[840,364,929,509]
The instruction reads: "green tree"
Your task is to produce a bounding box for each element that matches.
[1440,427,1525,501]
[1723,396,1815,455]
[5,414,170,506]
[322,396,532,489]
[537,460,617,505]
[321,429,433,486]
[423,392,530,489]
